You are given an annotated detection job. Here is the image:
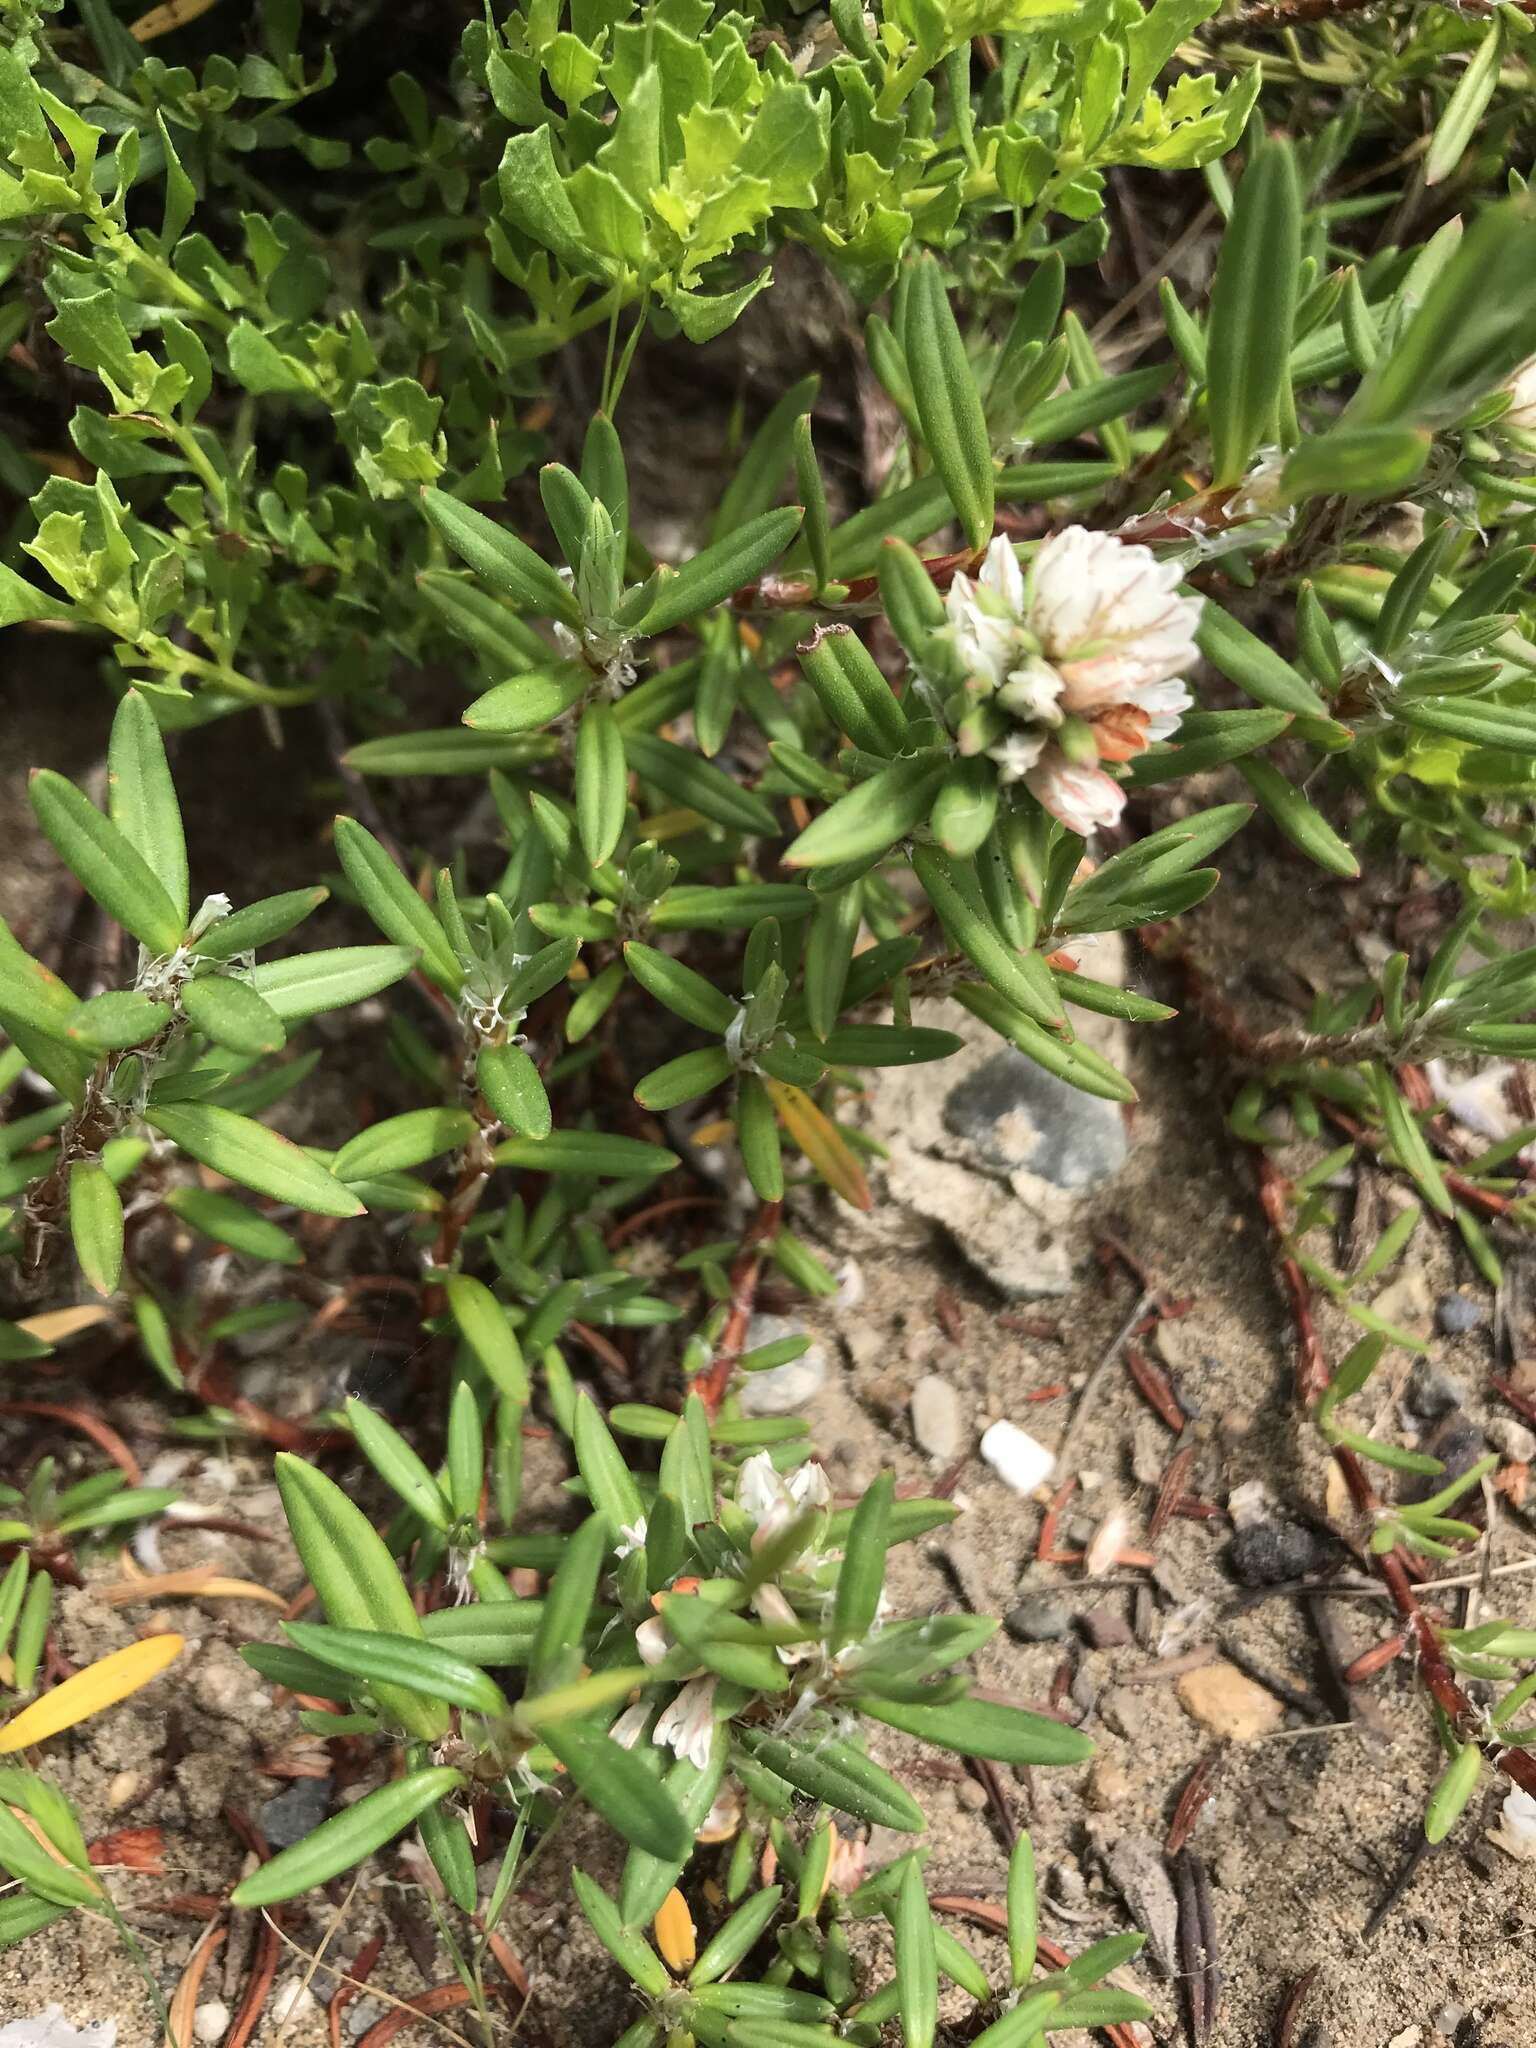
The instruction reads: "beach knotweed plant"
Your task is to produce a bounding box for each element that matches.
[5,0,1536,2027]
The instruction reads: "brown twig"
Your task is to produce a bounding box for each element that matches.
[1272,1968,1319,2048]
[1150,1445,1198,1543]
[1165,1749,1221,1857]
[1123,1343,1186,1433]
[1172,1849,1221,2046]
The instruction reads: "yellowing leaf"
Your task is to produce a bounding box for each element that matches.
[763,1080,871,1211]
[17,1304,115,1345]
[637,807,707,842]
[0,1633,184,1753]
[99,1569,288,1611]
[129,0,220,39]
[689,1117,735,1148]
[654,1886,697,1974]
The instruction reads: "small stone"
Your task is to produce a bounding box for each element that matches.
[1094,1827,1180,1976]
[259,1775,333,1851]
[1373,1267,1433,1338]
[956,1777,989,1812]
[192,2003,230,2045]
[1228,1520,1337,1587]
[1431,2007,1464,2040]
[1386,2030,1422,2048]
[1436,1292,1487,1337]
[1488,1784,1536,1860]
[911,1374,963,1462]
[980,1419,1056,1495]
[1079,1603,1134,1650]
[1099,1685,1152,1740]
[1406,1359,1466,1421]
[1177,1661,1285,1741]
[1004,1592,1072,1642]
[1086,1753,1132,1810]
[738,1315,827,1414]
[268,1984,317,2028]
[943,1049,1128,1189]
[106,1770,143,1810]
[1489,1416,1536,1464]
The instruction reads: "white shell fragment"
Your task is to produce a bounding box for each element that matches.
[980,1419,1057,1496]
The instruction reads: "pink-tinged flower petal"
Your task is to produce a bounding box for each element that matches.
[1025,752,1127,836]
[653,1676,718,1771]
[610,1702,651,1750]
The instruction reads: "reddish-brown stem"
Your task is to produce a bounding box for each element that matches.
[689,1199,781,1418]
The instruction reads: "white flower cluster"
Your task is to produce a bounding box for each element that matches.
[942,527,1202,836]
[610,1453,832,1773]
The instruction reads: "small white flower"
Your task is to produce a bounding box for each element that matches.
[653,1675,718,1771]
[616,1517,648,1560]
[1504,357,1536,435]
[737,1452,832,1551]
[610,1702,651,1750]
[987,730,1047,784]
[635,1615,671,1667]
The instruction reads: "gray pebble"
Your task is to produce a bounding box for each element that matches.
[1436,1292,1487,1337]
[1489,1416,1536,1463]
[1406,1359,1467,1421]
[259,1775,333,1850]
[1004,1592,1073,1641]
[943,1050,1127,1190]
[1228,1520,1338,1587]
[738,1313,827,1414]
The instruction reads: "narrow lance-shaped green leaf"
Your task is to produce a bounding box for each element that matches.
[146,1104,364,1218]
[68,1162,123,1296]
[333,817,463,994]
[334,1107,477,1183]
[230,1768,466,1907]
[30,770,185,956]
[1205,139,1301,485]
[107,691,187,927]
[574,701,628,866]
[904,255,993,550]
[272,1455,447,1740]
[895,1860,939,2048]
[346,1398,452,1531]
[421,486,581,624]
[180,974,286,1056]
[634,508,803,635]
